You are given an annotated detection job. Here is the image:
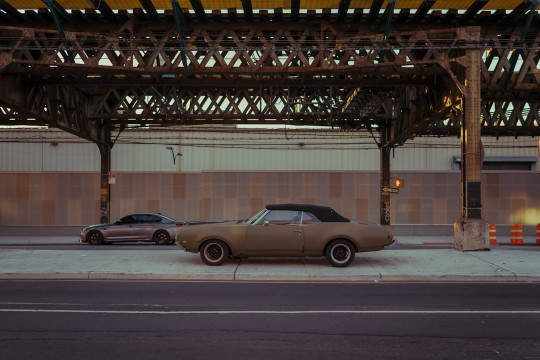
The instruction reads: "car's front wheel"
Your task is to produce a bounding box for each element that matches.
[200,240,230,266]
[326,239,355,267]
[87,230,104,245]
[153,230,170,245]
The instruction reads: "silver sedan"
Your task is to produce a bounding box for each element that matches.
[80,213,183,245]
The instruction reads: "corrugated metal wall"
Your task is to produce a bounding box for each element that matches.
[0,131,99,171]
[0,129,538,172]
[178,130,381,171]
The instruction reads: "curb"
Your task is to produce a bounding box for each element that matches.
[1,272,539,283]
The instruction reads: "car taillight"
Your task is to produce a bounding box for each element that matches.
[176,223,184,227]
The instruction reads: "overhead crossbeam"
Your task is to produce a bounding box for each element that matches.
[367,0,384,22]
[90,0,117,22]
[0,0,25,22]
[412,0,436,22]
[1,0,536,11]
[291,0,300,21]
[506,0,537,22]
[139,0,161,22]
[460,0,489,23]
[241,0,254,22]
[189,0,207,21]
[337,0,351,22]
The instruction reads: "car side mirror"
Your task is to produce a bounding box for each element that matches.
[263,221,269,226]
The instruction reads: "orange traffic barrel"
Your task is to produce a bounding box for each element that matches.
[536,224,540,245]
[510,224,523,245]
[489,224,497,245]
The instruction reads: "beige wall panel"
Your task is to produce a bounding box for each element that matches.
[0,170,539,227]
[173,174,187,200]
[16,174,30,200]
[42,200,56,225]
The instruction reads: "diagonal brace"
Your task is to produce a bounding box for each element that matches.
[499,0,539,88]
[151,87,180,116]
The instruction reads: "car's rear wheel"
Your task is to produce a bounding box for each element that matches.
[200,240,230,266]
[87,230,104,245]
[153,230,170,245]
[326,239,355,267]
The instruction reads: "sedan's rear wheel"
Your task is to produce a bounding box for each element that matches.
[153,230,170,245]
[87,230,104,245]
[200,240,229,266]
[326,239,355,267]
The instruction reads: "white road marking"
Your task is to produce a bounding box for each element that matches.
[1,309,539,315]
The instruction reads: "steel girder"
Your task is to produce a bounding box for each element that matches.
[0,21,539,144]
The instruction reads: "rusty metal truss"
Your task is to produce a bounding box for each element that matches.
[0,7,539,146]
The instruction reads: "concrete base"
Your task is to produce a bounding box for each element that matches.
[454,218,490,251]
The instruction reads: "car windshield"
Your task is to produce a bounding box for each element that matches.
[247,208,269,225]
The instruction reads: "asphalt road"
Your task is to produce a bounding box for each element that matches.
[1,281,539,360]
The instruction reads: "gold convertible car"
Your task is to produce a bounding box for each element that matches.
[176,204,395,267]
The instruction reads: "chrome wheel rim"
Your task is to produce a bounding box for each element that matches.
[331,244,350,264]
[205,244,224,262]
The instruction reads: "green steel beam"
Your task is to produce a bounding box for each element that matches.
[42,0,75,63]
[171,0,189,70]
[378,0,396,63]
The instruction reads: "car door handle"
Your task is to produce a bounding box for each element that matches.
[292,230,302,233]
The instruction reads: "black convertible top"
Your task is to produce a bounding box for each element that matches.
[265,204,350,223]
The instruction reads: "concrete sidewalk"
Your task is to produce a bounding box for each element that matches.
[0,236,538,282]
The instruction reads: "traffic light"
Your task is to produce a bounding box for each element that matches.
[394,177,404,188]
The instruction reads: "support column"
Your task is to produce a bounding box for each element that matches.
[98,142,112,224]
[454,43,489,251]
[380,123,391,227]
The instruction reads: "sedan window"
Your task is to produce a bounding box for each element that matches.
[130,215,145,224]
[302,211,321,224]
[258,210,299,225]
[144,215,162,223]
[119,215,136,224]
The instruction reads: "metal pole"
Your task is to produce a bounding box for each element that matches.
[380,122,391,226]
[98,142,111,224]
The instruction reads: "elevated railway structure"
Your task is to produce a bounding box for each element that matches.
[0,0,539,249]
